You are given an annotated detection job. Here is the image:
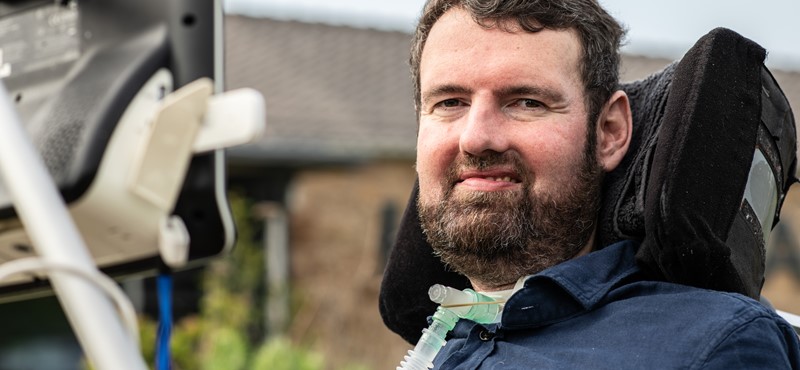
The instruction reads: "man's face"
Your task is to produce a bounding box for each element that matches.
[416,8,605,290]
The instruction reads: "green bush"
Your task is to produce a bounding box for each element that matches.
[250,337,323,370]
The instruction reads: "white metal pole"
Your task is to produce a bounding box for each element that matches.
[0,83,147,370]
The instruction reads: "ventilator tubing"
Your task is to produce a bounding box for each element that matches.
[428,284,503,323]
[396,285,503,370]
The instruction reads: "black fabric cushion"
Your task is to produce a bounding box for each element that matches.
[379,28,797,344]
[637,28,782,299]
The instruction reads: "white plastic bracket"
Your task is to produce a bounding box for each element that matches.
[128,78,265,212]
[158,215,190,269]
[129,78,212,211]
[123,77,264,269]
[194,87,266,153]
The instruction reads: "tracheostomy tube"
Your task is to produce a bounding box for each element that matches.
[428,284,504,323]
[396,284,505,370]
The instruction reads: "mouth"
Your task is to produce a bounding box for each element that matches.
[464,176,520,183]
[455,169,522,190]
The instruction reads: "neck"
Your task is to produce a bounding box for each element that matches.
[470,280,515,292]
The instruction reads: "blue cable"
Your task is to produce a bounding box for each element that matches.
[156,273,173,370]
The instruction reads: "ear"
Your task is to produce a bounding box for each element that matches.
[595,90,632,172]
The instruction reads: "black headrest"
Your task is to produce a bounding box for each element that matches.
[635,29,796,299]
[379,28,798,344]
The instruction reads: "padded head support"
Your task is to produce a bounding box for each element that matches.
[379,28,798,344]
[636,28,796,299]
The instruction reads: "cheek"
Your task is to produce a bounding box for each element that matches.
[416,125,457,201]
[519,128,588,189]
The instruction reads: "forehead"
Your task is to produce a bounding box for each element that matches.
[420,8,583,96]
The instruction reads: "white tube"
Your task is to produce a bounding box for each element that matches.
[0,257,140,347]
[0,83,147,370]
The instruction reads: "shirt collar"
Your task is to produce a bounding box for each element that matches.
[501,240,640,330]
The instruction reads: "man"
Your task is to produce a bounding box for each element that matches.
[409,0,800,368]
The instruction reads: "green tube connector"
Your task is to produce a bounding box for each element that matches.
[396,285,505,370]
[428,284,502,324]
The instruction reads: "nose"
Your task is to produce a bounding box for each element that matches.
[459,101,509,156]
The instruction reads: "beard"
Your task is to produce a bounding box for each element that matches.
[418,140,604,290]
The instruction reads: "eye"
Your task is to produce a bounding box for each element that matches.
[504,98,549,121]
[514,99,544,109]
[439,98,463,108]
[429,98,467,118]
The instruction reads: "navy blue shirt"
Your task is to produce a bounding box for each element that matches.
[433,240,800,369]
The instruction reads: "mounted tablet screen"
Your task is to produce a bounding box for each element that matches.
[0,0,233,300]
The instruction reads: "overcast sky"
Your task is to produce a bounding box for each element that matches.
[223,0,800,72]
